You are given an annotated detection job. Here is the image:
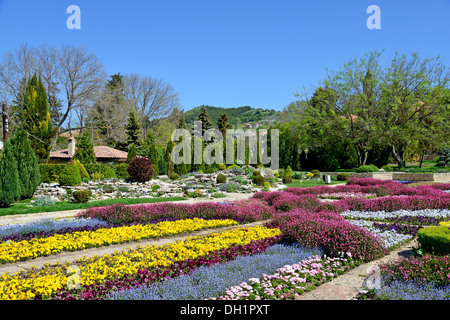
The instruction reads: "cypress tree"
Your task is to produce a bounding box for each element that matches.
[0,140,21,207]
[19,74,55,162]
[197,105,211,136]
[138,131,159,176]
[217,113,231,137]
[125,109,141,147]
[165,140,174,176]
[73,131,97,165]
[8,128,41,199]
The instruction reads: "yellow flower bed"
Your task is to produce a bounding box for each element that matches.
[0,226,281,300]
[0,218,238,264]
[439,221,450,227]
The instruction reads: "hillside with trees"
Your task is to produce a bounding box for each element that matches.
[183,105,280,128]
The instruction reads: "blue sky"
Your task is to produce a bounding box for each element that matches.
[1,0,450,112]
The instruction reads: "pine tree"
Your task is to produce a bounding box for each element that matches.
[18,74,55,162]
[197,105,211,136]
[178,113,187,129]
[0,140,21,207]
[217,113,231,137]
[73,131,97,165]
[125,109,141,147]
[8,128,41,199]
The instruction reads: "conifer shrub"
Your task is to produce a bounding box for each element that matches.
[72,190,92,203]
[0,143,20,207]
[216,173,227,183]
[39,164,66,183]
[73,159,90,181]
[58,163,82,186]
[282,174,293,184]
[127,157,154,182]
[252,174,266,186]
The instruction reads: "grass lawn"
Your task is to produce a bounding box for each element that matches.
[0,196,186,217]
[285,179,345,188]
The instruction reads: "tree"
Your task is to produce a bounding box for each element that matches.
[73,131,96,165]
[127,143,137,163]
[8,128,41,199]
[177,113,187,129]
[165,140,175,176]
[125,109,142,147]
[378,53,450,169]
[217,113,232,137]
[0,140,21,207]
[18,74,56,162]
[138,131,159,176]
[197,105,211,136]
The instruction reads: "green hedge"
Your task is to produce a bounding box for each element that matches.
[84,163,117,179]
[417,226,450,255]
[39,164,67,183]
[356,165,379,173]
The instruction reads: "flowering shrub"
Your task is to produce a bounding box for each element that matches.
[271,210,388,262]
[271,193,320,212]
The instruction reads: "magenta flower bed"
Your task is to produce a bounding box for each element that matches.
[271,209,388,262]
[77,200,275,224]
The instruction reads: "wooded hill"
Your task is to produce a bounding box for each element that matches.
[183,105,280,128]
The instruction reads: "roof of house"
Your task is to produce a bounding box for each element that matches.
[49,146,128,160]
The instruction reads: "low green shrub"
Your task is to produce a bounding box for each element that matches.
[102,185,115,193]
[252,174,266,186]
[151,185,161,192]
[33,196,55,207]
[103,166,117,179]
[170,173,180,180]
[58,164,82,186]
[114,163,130,180]
[263,181,271,189]
[211,192,227,198]
[218,163,226,170]
[310,169,321,178]
[356,165,379,173]
[72,190,92,203]
[216,173,227,183]
[381,165,393,172]
[118,186,129,193]
[91,172,104,181]
[337,173,350,181]
[417,226,450,255]
[231,166,244,175]
[282,174,293,184]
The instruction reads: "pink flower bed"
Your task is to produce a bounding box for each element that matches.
[252,191,320,212]
[77,200,275,224]
[271,209,388,262]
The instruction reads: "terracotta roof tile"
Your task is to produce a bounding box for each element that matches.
[50,146,128,160]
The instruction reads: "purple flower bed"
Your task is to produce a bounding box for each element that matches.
[77,200,275,224]
[372,222,423,237]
